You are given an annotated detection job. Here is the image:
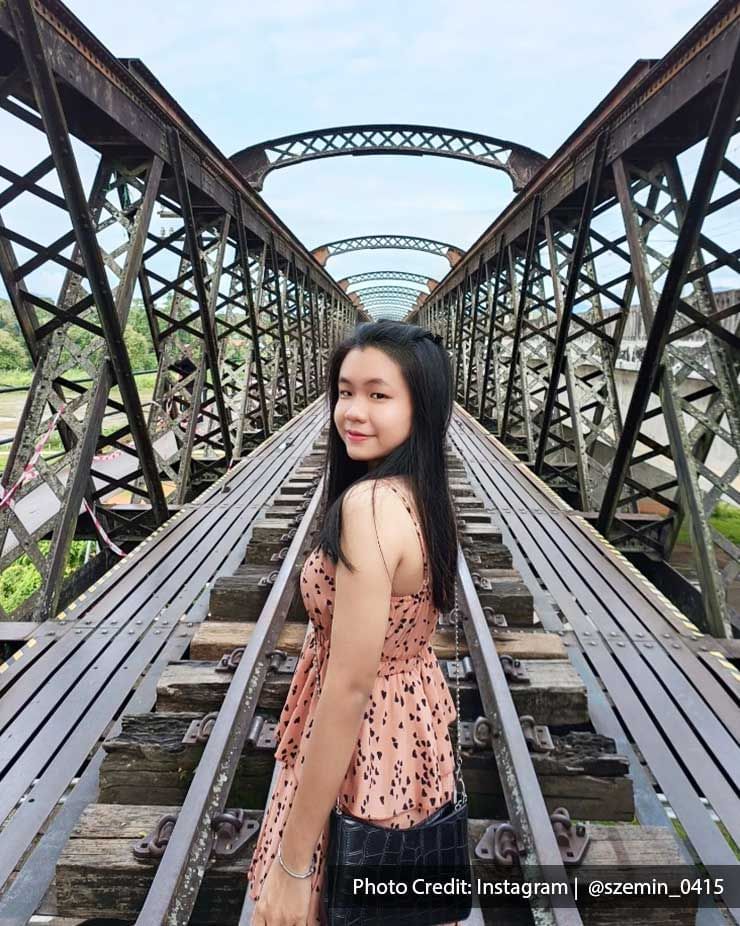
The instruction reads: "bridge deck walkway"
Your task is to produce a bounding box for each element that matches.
[450,405,740,889]
[0,397,326,898]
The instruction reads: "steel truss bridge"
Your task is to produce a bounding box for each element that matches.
[0,1,739,923]
[0,0,735,636]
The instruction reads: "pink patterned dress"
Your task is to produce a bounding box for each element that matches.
[246,481,462,924]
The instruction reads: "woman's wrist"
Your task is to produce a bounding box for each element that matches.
[278,831,316,875]
[277,840,315,878]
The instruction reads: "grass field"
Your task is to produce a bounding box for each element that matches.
[675,501,740,546]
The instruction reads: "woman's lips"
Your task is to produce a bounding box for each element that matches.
[346,430,371,442]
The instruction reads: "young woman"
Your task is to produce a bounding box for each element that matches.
[247,319,462,926]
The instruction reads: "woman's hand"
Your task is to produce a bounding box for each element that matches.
[251,853,314,926]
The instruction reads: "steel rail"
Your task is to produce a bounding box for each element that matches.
[455,547,583,926]
[0,397,316,697]
[448,405,740,924]
[134,477,325,924]
[0,399,327,890]
[0,630,190,925]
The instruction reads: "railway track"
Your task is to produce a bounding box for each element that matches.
[0,404,715,926]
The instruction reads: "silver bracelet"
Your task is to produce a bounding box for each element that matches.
[277,841,316,879]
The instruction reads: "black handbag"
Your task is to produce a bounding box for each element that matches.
[314,580,473,926]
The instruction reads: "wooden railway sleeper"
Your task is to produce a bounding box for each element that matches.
[133,809,259,863]
[182,711,279,749]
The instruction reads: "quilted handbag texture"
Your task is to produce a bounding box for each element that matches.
[322,797,473,926]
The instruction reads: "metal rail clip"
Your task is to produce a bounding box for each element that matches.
[211,810,260,858]
[133,814,178,861]
[132,810,260,863]
[483,606,508,628]
[444,655,475,680]
[279,527,298,542]
[246,715,279,750]
[475,821,525,867]
[459,716,494,750]
[215,646,245,673]
[257,570,280,588]
[267,648,298,674]
[470,572,492,591]
[550,807,589,865]
[499,654,530,684]
[182,711,219,745]
[520,715,554,753]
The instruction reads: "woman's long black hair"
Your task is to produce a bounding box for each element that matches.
[315,319,458,614]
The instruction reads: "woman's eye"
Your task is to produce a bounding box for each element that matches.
[371,393,388,400]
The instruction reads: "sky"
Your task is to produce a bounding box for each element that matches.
[2,0,733,308]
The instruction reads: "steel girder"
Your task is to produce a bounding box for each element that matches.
[0,0,356,620]
[420,6,740,637]
[312,235,464,266]
[338,271,438,290]
[231,124,548,192]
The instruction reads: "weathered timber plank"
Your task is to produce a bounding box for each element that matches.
[100,717,630,819]
[189,621,566,661]
[156,658,586,724]
[55,806,693,924]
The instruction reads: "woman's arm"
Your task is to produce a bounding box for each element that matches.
[277,482,404,872]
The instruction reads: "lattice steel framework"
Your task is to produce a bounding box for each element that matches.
[354,286,426,303]
[312,235,464,267]
[0,0,357,620]
[231,124,548,192]
[338,271,438,290]
[413,15,740,638]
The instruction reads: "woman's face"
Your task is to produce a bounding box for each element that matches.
[334,346,413,469]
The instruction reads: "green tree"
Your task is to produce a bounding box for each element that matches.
[0,329,30,370]
[124,326,153,370]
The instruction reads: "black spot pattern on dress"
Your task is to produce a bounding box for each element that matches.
[246,480,459,924]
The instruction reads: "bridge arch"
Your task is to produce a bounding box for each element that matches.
[231,124,547,192]
[354,286,425,304]
[312,235,464,267]
[338,271,438,291]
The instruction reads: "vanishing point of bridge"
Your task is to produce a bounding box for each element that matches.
[0,0,739,924]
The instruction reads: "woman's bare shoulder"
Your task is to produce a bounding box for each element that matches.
[343,476,410,506]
